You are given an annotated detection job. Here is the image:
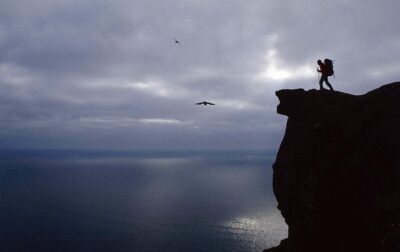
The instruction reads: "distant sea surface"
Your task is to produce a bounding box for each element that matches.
[0,150,287,252]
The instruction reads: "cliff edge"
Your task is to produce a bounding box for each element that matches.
[265,82,400,252]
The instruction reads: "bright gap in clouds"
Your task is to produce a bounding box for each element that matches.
[139,118,183,125]
[79,116,185,127]
[256,49,314,82]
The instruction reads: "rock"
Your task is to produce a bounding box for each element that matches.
[267,83,400,252]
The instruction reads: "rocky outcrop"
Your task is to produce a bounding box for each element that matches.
[265,83,400,252]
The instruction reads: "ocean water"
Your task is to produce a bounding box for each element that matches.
[0,150,287,252]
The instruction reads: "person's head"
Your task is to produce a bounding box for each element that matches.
[317,59,323,65]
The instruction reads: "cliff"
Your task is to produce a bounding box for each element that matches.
[265,83,400,252]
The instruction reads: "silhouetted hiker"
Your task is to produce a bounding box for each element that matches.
[317,59,334,91]
[196,101,215,106]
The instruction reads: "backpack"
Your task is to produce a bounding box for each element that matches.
[324,59,334,76]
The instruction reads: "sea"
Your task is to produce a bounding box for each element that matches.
[0,150,287,252]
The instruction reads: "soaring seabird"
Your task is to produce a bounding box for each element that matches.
[196,101,215,106]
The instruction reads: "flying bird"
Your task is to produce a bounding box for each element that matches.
[196,101,215,106]
[174,38,181,46]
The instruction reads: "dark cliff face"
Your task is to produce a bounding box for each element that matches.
[266,83,400,252]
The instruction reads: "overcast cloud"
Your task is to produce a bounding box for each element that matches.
[1,0,399,150]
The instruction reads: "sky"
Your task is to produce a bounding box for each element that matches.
[0,0,399,150]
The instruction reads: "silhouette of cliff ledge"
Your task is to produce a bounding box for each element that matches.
[265,82,400,252]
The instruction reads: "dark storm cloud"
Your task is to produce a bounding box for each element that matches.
[0,0,399,149]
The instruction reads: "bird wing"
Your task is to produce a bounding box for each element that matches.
[206,102,215,105]
[196,102,204,105]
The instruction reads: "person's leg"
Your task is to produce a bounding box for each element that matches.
[325,77,334,91]
[319,77,324,90]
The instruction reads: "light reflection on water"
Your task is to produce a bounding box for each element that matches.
[221,211,288,252]
[0,150,287,251]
